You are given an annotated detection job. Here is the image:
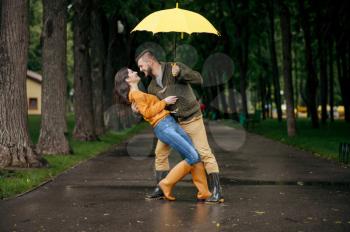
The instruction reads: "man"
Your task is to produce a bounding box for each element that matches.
[135,49,224,203]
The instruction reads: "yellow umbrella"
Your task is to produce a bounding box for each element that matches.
[131,2,220,60]
[131,3,220,35]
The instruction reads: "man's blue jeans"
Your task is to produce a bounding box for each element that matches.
[154,116,200,165]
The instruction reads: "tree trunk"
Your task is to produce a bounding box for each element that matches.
[279,0,296,136]
[319,42,328,124]
[329,40,334,122]
[227,78,238,120]
[37,0,70,155]
[103,14,119,113]
[317,13,328,124]
[293,40,300,116]
[216,70,228,118]
[227,0,249,118]
[220,83,229,119]
[298,0,319,128]
[72,0,97,141]
[267,80,273,118]
[90,0,106,136]
[346,40,350,122]
[299,76,308,110]
[218,1,238,120]
[259,74,267,120]
[203,87,212,117]
[336,41,350,122]
[237,25,249,118]
[347,39,350,122]
[103,15,130,117]
[209,70,220,119]
[0,0,44,167]
[215,84,223,118]
[341,46,350,122]
[267,0,283,122]
[256,39,267,120]
[240,40,249,118]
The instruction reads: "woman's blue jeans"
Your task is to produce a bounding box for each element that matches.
[154,116,200,165]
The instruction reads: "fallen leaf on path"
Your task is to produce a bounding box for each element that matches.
[254,211,266,215]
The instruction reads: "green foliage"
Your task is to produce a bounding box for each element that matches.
[226,118,350,160]
[28,0,43,72]
[27,115,41,144]
[26,0,347,120]
[66,20,74,94]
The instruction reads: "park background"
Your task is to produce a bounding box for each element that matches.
[1,0,350,199]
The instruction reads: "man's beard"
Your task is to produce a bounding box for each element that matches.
[144,66,152,77]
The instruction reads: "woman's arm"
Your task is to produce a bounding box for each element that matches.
[135,97,167,118]
[131,93,177,118]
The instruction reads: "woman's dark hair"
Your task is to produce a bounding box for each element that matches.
[114,67,131,105]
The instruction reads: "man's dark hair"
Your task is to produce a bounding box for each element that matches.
[135,49,158,63]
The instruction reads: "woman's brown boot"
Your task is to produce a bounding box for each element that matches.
[159,160,192,201]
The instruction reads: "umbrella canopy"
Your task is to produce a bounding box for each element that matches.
[131,3,220,36]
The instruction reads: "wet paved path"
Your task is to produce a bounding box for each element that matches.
[1,121,350,232]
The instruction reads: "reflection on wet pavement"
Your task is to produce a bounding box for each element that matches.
[1,123,350,231]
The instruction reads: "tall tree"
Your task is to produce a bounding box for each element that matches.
[298,0,319,128]
[230,0,250,118]
[256,44,268,120]
[267,0,283,122]
[335,31,350,122]
[328,40,334,122]
[292,37,300,113]
[72,0,97,141]
[279,0,296,136]
[348,38,350,116]
[266,80,273,118]
[227,77,238,120]
[218,0,238,120]
[236,26,250,118]
[36,0,71,155]
[0,0,44,167]
[103,13,119,113]
[90,0,106,136]
[102,12,134,130]
[315,4,329,124]
[334,1,350,122]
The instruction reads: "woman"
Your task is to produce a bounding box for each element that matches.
[114,67,212,201]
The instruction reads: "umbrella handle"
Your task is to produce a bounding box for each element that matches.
[171,62,177,77]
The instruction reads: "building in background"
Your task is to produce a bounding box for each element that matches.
[26,70,42,115]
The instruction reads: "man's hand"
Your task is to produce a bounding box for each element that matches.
[171,63,180,77]
[164,96,178,105]
[131,103,139,113]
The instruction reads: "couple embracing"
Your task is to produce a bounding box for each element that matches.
[114,49,224,203]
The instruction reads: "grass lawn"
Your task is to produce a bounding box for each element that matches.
[224,118,350,161]
[0,115,148,199]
